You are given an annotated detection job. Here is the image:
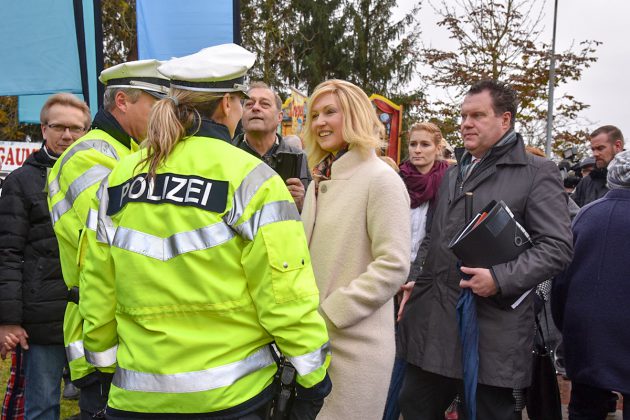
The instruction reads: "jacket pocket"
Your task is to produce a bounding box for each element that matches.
[261,222,318,304]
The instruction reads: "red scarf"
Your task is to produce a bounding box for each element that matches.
[400,159,449,208]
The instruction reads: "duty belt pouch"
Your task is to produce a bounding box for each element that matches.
[266,358,297,420]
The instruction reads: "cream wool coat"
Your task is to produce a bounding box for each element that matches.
[301,147,411,420]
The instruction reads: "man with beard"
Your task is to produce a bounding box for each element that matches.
[573,125,624,207]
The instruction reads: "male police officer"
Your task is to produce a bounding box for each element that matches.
[233,82,310,211]
[47,60,168,418]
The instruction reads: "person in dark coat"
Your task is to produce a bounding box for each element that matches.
[552,150,630,419]
[0,93,91,419]
[572,125,624,207]
[397,80,573,419]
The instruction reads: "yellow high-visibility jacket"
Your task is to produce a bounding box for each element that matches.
[47,120,138,383]
[79,122,330,416]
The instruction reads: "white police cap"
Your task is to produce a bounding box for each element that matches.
[99,59,169,99]
[158,43,255,95]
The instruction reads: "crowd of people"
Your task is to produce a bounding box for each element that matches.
[0,43,628,420]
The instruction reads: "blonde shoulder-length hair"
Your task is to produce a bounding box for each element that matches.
[303,79,385,171]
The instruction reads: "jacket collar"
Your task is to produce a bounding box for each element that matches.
[605,188,630,199]
[448,132,527,204]
[24,147,57,169]
[91,109,134,149]
[233,132,283,158]
[188,118,232,143]
[329,146,375,180]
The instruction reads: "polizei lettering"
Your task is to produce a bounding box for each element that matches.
[107,173,229,215]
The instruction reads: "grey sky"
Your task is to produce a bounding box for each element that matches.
[394,0,630,151]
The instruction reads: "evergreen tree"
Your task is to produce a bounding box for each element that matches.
[345,0,421,95]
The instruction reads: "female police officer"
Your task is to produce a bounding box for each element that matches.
[77,44,331,419]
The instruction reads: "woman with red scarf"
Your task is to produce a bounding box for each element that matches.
[400,122,449,266]
[383,122,449,420]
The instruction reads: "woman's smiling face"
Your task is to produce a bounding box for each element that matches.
[309,93,346,153]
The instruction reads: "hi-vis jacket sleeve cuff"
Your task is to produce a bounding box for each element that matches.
[288,341,330,377]
[84,344,118,367]
[292,348,331,389]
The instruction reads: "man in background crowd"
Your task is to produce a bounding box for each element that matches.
[573,125,624,207]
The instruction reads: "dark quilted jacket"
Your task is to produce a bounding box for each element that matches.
[0,147,67,344]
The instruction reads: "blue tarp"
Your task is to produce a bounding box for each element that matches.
[0,0,99,123]
[137,0,236,60]
[0,0,82,96]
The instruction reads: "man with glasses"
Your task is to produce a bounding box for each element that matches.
[233,82,310,211]
[0,93,90,419]
[47,60,168,419]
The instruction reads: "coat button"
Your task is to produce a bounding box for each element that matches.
[283,262,289,269]
[320,185,328,193]
[301,259,305,265]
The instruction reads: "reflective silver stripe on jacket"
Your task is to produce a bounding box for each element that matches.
[94,178,116,244]
[66,340,85,362]
[86,208,99,231]
[112,221,235,261]
[48,139,120,198]
[113,345,275,393]
[224,163,277,227]
[50,165,112,225]
[287,341,331,377]
[233,200,301,240]
[85,344,118,367]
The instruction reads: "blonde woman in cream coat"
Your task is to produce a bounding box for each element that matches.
[301,79,411,419]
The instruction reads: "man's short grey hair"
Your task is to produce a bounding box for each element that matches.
[103,87,142,112]
[247,81,283,111]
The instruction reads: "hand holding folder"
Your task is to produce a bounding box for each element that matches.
[449,200,533,309]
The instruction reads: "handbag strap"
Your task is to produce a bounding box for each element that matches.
[534,311,547,350]
[542,301,552,339]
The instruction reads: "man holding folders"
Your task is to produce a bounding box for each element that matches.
[397,80,573,419]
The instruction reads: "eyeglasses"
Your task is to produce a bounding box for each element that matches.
[46,123,86,134]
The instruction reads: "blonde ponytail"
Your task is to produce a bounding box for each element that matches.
[138,89,223,180]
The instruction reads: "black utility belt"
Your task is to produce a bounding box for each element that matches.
[67,286,79,304]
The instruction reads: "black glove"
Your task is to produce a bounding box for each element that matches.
[289,373,332,420]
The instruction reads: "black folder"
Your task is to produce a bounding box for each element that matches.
[448,200,533,308]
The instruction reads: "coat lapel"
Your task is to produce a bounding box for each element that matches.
[449,136,528,207]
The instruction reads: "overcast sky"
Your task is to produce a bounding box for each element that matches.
[394,0,630,149]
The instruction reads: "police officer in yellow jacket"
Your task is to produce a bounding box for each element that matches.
[47,60,168,417]
[78,44,332,419]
